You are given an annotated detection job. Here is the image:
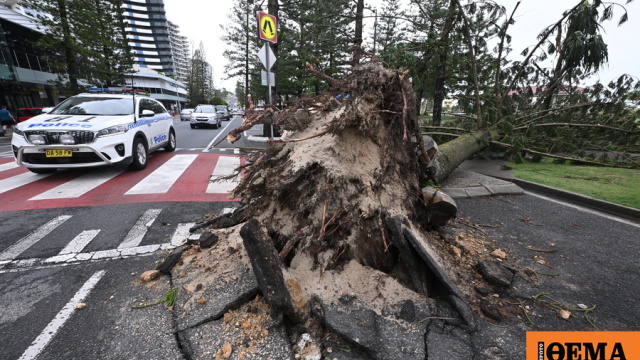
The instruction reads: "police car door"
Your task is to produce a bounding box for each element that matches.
[138,99,166,149]
[149,99,172,148]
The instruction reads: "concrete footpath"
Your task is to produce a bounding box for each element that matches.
[448,158,640,221]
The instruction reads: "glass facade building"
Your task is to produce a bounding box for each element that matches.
[0,3,59,109]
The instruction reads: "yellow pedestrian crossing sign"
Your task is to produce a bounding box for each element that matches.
[257,11,277,44]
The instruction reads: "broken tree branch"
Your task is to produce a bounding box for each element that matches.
[306,62,346,89]
[491,140,636,168]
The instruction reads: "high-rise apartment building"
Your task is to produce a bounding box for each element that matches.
[168,21,189,82]
[121,0,175,77]
[2,0,190,109]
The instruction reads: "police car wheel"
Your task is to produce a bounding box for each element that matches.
[165,129,176,152]
[129,137,148,170]
[28,168,57,174]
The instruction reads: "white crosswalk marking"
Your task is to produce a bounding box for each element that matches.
[0,153,243,211]
[125,154,198,195]
[117,208,162,249]
[0,216,214,271]
[171,222,197,247]
[0,172,53,194]
[0,161,19,171]
[58,230,101,255]
[0,215,72,261]
[30,167,124,200]
[207,156,240,193]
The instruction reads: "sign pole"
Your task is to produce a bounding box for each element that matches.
[257,10,278,138]
[266,45,273,138]
[266,45,272,106]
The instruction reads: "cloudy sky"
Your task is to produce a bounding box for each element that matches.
[163,0,640,90]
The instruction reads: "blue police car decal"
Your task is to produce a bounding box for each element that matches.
[153,134,167,145]
[27,122,94,129]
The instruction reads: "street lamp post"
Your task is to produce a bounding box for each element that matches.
[174,80,180,116]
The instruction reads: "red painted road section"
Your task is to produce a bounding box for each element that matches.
[0,153,242,212]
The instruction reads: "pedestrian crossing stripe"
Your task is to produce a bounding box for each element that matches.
[0,207,232,273]
[0,153,243,212]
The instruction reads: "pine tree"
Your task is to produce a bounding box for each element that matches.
[222,0,262,105]
[22,0,132,91]
[186,42,212,106]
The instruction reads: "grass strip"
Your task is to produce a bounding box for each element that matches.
[508,159,640,209]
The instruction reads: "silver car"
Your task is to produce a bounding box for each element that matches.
[180,108,194,121]
[190,105,221,129]
[216,105,231,121]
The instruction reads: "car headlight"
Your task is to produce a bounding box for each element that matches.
[96,124,129,138]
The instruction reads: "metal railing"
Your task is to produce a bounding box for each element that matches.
[0,48,52,73]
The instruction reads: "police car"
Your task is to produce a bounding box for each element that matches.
[11,93,176,173]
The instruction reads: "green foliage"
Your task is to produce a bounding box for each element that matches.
[186,42,213,106]
[211,97,226,106]
[131,288,178,309]
[222,0,356,104]
[22,0,132,91]
[413,0,639,168]
[218,0,638,167]
[221,0,262,104]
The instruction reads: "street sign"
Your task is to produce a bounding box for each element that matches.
[261,71,275,87]
[258,44,276,70]
[257,11,277,43]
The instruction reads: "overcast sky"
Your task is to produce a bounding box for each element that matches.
[163,0,640,90]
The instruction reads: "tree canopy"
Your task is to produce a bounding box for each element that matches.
[23,0,132,92]
[186,42,214,106]
[222,0,638,168]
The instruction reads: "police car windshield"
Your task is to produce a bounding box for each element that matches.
[52,97,134,116]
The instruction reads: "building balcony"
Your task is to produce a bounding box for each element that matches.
[120,4,147,11]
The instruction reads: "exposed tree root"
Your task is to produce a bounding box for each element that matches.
[200,48,473,329]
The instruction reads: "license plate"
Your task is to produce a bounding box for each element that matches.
[45,149,73,157]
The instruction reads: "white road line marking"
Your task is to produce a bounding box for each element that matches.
[58,230,101,255]
[30,167,124,200]
[204,121,236,152]
[0,172,53,194]
[0,215,72,261]
[117,208,162,249]
[0,243,179,273]
[18,270,106,360]
[125,154,197,195]
[0,161,19,171]
[170,223,197,247]
[525,191,640,229]
[206,156,240,194]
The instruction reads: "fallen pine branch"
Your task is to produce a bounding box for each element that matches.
[491,140,636,168]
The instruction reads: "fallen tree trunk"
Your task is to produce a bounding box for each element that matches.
[431,128,500,184]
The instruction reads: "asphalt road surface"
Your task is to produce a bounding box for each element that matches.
[0,117,246,360]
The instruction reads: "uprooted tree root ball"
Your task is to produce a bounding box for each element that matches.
[194,52,478,332]
[225,57,441,272]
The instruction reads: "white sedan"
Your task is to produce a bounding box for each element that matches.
[180,108,194,121]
